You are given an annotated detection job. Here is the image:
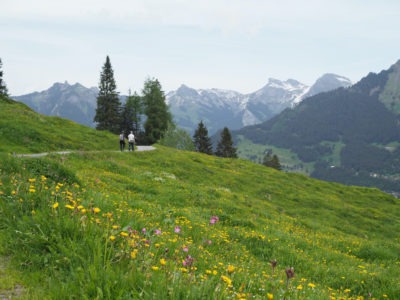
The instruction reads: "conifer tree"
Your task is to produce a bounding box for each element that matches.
[215,127,237,158]
[94,56,121,134]
[121,91,143,135]
[0,58,8,96]
[263,151,282,170]
[142,78,172,144]
[193,120,213,155]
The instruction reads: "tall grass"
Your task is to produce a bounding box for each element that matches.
[1,147,399,299]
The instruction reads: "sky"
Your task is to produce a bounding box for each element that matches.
[1,0,400,96]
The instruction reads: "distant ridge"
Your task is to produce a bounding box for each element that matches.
[233,59,400,196]
[13,74,351,134]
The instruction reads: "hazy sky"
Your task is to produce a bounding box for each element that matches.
[2,0,400,96]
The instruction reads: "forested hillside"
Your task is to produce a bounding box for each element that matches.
[235,61,400,195]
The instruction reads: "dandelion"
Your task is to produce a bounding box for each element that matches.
[267,293,273,300]
[160,258,166,266]
[344,289,351,293]
[296,285,303,290]
[151,266,159,271]
[227,265,235,274]
[130,250,138,259]
[93,207,101,214]
[109,235,116,241]
[120,231,129,237]
[52,202,59,209]
[308,283,316,289]
[28,178,36,183]
[65,204,75,210]
[29,188,36,193]
[174,226,181,233]
[221,275,233,287]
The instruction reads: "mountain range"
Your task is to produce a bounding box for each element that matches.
[166,73,352,134]
[13,74,351,135]
[233,60,400,196]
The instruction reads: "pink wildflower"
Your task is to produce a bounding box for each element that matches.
[210,216,219,225]
[182,255,194,267]
[174,226,181,233]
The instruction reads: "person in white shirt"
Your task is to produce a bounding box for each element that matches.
[128,131,135,151]
[119,132,126,151]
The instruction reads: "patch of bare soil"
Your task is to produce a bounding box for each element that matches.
[0,257,24,299]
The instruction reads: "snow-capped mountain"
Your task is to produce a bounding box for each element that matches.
[167,74,352,134]
[13,74,351,135]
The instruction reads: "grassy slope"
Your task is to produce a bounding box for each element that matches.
[0,96,116,153]
[1,96,400,299]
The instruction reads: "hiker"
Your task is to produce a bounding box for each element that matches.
[128,131,135,151]
[119,132,126,151]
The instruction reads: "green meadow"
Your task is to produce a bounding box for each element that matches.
[0,96,399,299]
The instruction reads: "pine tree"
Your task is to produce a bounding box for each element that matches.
[94,56,121,134]
[193,121,213,155]
[263,151,282,170]
[142,78,172,144]
[0,58,8,96]
[121,91,143,135]
[215,127,238,158]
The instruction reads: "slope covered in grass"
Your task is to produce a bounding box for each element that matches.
[0,95,116,153]
[0,96,399,299]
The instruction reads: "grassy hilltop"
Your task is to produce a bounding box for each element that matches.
[0,95,399,299]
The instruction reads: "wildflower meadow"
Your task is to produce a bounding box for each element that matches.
[1,146,399,299]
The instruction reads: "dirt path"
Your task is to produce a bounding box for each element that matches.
[15,145,156,158]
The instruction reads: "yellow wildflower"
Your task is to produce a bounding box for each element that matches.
[120,232,128,237]
[221,275,233,287]
[160,258,166,266]
[227,265,235,274]
[297,285,303,290]
[308,283,316,288]
[151,266,159,271]
[65,204,74,210]
[28,178,36,183]
[109,235,116,241]
[93,207,101,213]
[130,250,138,259]
[267,294,273,300]
[53,202,59,209]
